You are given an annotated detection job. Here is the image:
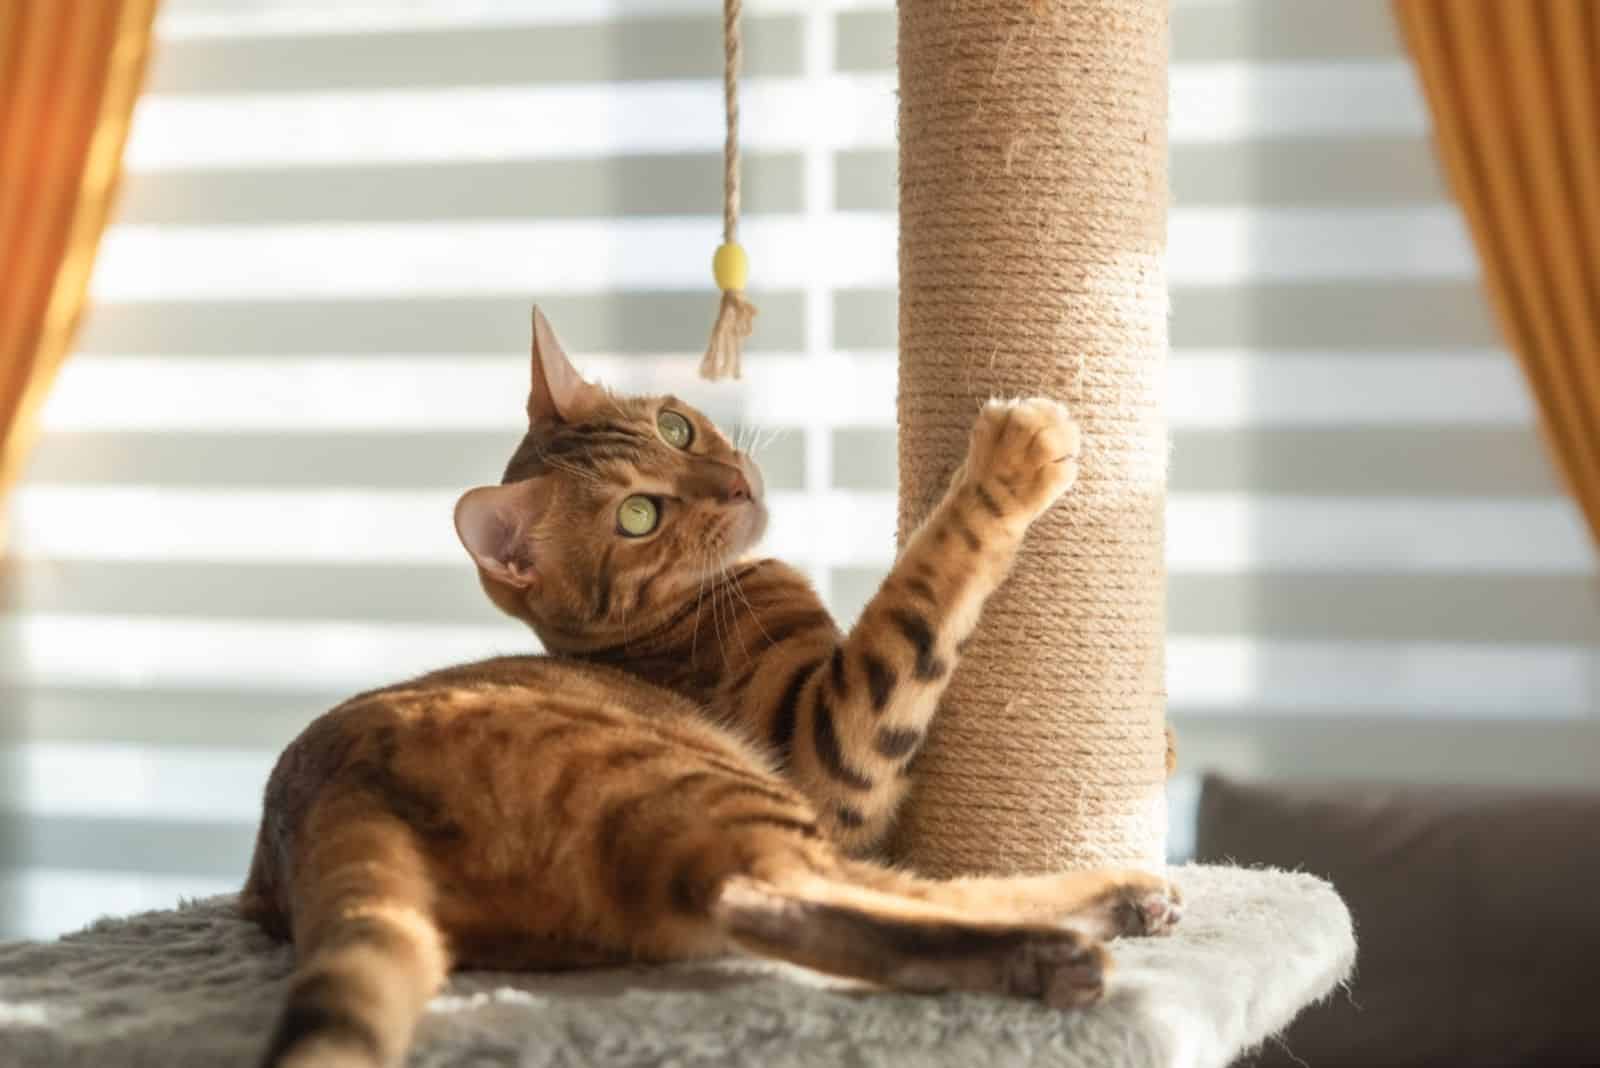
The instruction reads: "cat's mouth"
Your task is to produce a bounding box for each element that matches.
[727,455,768,555]
[696,501,767,583]
[735,498,769,553]
[713,499,767,563]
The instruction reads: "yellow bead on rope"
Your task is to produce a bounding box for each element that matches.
[713,241,749,292]
[702,241,755,381]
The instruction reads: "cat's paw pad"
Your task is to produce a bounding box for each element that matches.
[1004,929,1109,1010]
[965,397,1081,523]
[1107,875,1182,939]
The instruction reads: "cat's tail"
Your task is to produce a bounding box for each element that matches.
[258,806,448,1068]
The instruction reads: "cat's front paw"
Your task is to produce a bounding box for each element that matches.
[964,397,1081,524]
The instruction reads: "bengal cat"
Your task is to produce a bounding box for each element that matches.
[243,309,1180,1068]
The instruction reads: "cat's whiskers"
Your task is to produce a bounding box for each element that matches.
[710,539,762,666]
[711,554,738,665]
[689,554,711,664]
[700,546,745,668]
[715,560,750,665]
[726,560,772,649]
[707,553,729,661]
[614,574,633,649]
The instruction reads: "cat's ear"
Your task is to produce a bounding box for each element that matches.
[529,306,606,424]
[454,480,549,589]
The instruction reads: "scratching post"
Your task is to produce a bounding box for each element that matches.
[894,0,1170,875]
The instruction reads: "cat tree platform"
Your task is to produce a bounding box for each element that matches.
[0,864,1352,1068]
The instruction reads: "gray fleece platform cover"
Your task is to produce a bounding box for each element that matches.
[0,864,1354,1068]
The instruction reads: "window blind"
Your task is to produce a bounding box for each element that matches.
[3,0,1594,941]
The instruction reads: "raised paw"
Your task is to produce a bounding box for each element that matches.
[963,397,1081,525]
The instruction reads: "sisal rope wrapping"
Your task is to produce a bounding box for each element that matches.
[699,0,756,381]
[892,0,1170,876]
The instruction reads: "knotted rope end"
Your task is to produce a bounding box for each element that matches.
[701,287,756,381]
[700,241,755,381]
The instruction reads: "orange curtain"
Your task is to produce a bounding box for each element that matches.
[1394,2,1600,544]
[0,0,159,545]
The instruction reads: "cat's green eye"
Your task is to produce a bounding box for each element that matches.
[657,410,693,449]
[617,495,660,537]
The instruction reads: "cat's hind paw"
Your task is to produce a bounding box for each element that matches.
[1008,929,1110,1010]
[1107,875,1182,939]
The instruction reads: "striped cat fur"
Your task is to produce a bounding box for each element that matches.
[242,309,1180,1068]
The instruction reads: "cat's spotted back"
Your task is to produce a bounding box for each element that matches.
[244,309,1180,1068]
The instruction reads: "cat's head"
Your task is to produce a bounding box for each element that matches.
[454,308,767,637]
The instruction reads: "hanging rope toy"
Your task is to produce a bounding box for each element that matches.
[700,0,756,381]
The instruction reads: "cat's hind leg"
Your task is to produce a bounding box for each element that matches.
[713,872,1111,1008]
[550,751,1112,1007]
[829,859,1183,942]
[704,835,1180,1005]
[482,707,1135,1008]
[700,824,1190,1004]
[256,794,450,1068]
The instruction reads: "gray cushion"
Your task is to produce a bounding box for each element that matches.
[1196,775,1600,1068]
[0,867,1354,1068]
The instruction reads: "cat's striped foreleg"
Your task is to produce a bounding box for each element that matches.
[761,399,1081,853]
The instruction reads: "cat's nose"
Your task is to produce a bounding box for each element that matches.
[737,454,766,500]
[723,470,753,502]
